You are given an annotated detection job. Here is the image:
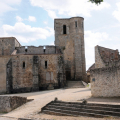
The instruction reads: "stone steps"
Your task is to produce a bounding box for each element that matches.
[41,101,120,118]
[66,81,85,88]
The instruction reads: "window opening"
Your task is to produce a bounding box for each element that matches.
[23,62,25,69]
[25,46,28,52]
[43,46,46,53]
[63,25,67,34]
[45,61,47,69]
[75,21,77,27]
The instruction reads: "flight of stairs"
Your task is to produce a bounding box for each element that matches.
[41,101,120,118]
[66,81,85,88]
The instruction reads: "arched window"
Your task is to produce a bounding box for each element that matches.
[63,25,67,34]
[23,62,25,69]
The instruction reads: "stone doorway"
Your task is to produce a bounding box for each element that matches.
[66,71,71,80]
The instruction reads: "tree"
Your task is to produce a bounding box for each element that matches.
[89,0,103,4]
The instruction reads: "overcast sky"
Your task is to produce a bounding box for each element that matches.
[0,0,120,70]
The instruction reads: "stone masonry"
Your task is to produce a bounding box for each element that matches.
[0,96,27,112]
[55,17,86,81]
[0,17,86,94]
[90,45,120,97]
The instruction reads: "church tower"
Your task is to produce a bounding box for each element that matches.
[54,17,86,81]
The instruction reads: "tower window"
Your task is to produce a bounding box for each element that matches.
[45,61,47,69]
[75,21,77,27]
[43,46,46,53]
[63,25,67,34]
[23,62,25,69]
[25,46,28,52]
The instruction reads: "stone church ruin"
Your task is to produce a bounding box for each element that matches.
[0,17,86,94]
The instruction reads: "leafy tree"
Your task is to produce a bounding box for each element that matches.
[89,0,103,4]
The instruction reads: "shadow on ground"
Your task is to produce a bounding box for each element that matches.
[73,89,90,93]
[79,96,120,104]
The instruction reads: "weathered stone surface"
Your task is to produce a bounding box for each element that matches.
[90,45,120,97]
[54,17,86,81]
[0,96,27,112]
[0,16,86,94]
[0,37,21,56]
[90,66,120,97]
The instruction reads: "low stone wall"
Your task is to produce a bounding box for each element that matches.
[0,96,27,112]
[90,66,120,97]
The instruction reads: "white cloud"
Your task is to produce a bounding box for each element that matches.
[47,10,57,19]
[113,2,120,22]
[30,0,110,18]
[0,0,21,15]
[16,16,23,22]
[1,22,54,43]
[85,31,109,70]
[28,16,36,22]
[44,21,48,25]
[2,0,21,5]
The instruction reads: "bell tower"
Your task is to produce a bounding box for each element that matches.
[54,17,86,81]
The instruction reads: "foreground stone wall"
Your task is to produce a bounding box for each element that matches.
[90,66,120,97]
[0,96,27,112]
[95,45,119,69]
[95,46,106,68]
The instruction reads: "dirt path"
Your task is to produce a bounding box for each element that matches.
[0,88,91,119]
[1,88,120,120]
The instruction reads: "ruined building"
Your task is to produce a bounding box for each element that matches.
[0,17,86,94]
[90,45,120,97]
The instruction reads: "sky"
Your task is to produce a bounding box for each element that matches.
[0,0,120,70]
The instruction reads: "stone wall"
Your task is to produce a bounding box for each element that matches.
[0,57,11,94]
[90,66,120,97]
[95,46,105,68]
[0,37,21,56]
[4,54,65,93]
[95,45,119,68]
[16,46,61,55]
[0,96,27,112]
[54,17,86,81]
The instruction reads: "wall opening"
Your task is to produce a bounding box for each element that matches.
[43,46,46,53]
[23,62,25,69]
[75,21,77,27]
[25,46,28,52]
[45,61,47,69]
[63,25,67,34]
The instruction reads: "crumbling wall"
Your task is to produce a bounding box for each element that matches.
[95,45,119,68]
[6,59,13,94]
[11,54,65,92]
[16,46,59,55]
[39,54,65,89]
[0,96,27,112]
[90,66,120,97]
[95,46,105,68]
[12,55,33,93]
[0,37,21,56]
[0,57,11,94]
